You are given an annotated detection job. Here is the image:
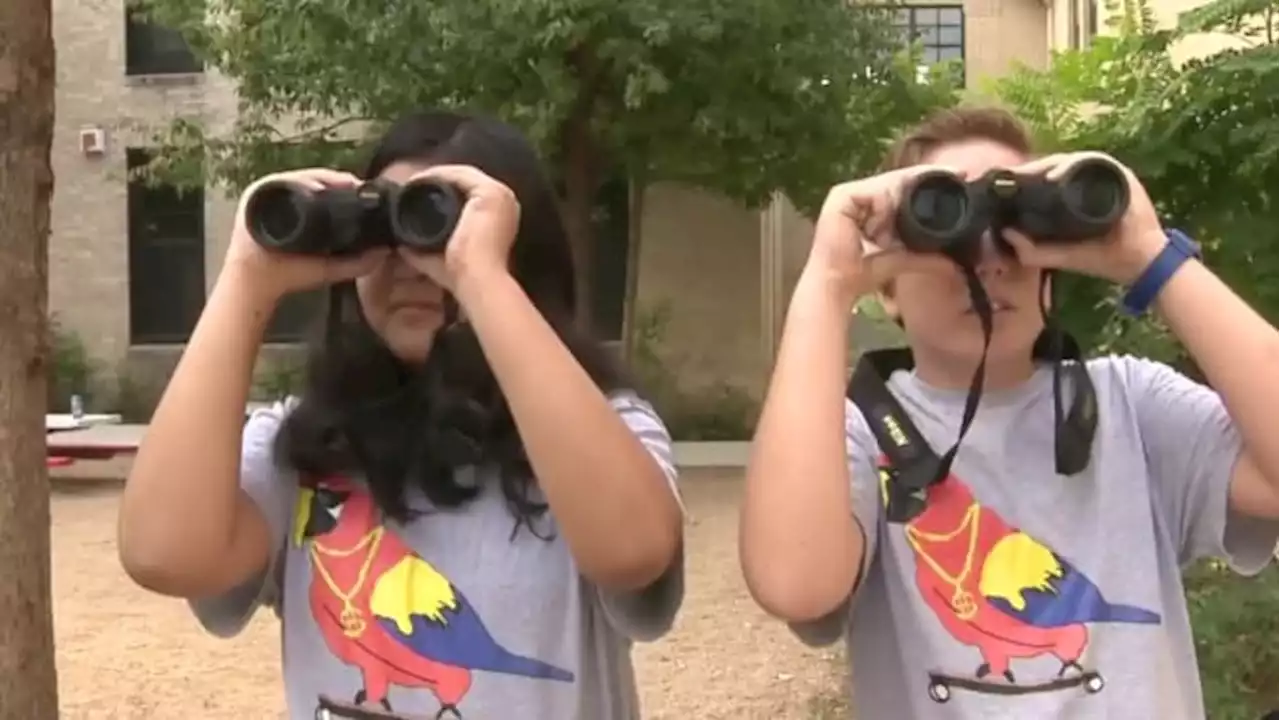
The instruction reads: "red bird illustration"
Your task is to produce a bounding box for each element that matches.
[293,475,574,719]
[879,459,1160,684]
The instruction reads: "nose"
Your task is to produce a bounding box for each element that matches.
[973,232,1015,280]
[387,252,421,281]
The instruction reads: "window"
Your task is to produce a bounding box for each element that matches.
[125,8,201,75]
[1069,0,1081,49]
[1084,0,1100,46]
[892,6,965,84]
[127,149,206,344]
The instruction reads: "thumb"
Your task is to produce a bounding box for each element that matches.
[863,246,955,287]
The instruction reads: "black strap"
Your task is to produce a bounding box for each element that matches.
[846,268,1098,523]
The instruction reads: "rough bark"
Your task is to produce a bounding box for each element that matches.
[560,130,597,332]
[558,45,607,332]
[620,178,645,359]
[0,0,60,717]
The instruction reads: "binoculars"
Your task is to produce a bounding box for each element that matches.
[896,157,1130,259]
[244,177,464,255]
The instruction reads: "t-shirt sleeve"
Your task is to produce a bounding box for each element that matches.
[1121,355,1277,574]
[789,399,883,648]
[187,399,298,638]
[591,391,685,642]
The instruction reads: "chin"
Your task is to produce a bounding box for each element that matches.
[386,332,438,366]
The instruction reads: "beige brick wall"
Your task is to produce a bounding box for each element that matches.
[51,0,239,392]
[631,185,768,395]
[963,0,1050,79]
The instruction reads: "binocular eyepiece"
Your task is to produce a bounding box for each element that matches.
[896,156,1130,258]
[244,177,464,255]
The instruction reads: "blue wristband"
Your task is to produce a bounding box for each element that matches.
[1120,228,1200,317]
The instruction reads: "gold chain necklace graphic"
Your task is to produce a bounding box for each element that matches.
[905,503,982,621]
[309,526,385,638]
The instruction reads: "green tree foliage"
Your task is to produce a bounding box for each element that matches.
[131,0,956,324]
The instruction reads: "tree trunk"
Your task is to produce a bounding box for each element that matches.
[620,177,646,359]
[560,136,597,333]
[0,0,60,717]
[558,44,608,333]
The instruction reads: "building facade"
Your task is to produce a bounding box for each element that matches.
[49,0,1217,409]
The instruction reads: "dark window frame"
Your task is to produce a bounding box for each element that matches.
[890,5,966,85]
[127,148,207,345]
[1084,0,1100,46]
[124,9,202,76]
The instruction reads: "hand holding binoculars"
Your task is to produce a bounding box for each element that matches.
[243,176,464,255]
[895,156,1131,261]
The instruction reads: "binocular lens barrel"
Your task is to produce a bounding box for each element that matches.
[1059,159,1129,224]
[896,157,1129,253]
[391,180,463,251]
[245,181,313,250]
[243,177,463,254]
[897,171,973,252]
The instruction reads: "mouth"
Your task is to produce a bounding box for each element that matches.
[390,300,443,314]
[965,299,1014,315]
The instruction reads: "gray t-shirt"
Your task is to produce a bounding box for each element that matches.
[190,391,684,720]
[794,354,1276,719]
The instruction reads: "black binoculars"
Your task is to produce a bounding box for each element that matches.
[244,177,464,255]
[896,157,1130,260]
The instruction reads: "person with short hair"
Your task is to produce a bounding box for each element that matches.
[740,105,1278,718]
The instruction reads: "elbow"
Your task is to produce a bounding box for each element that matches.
[740,545,854,624]
[117,519,226,598]
[744,568,851,624]
[118,538,191,597]
[582,521,682,593]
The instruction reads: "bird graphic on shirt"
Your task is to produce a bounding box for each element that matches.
[293,474,574,720]
[877,458,1161,685]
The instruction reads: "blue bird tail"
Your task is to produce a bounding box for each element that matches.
[377,600,576,683]
[1099,602,1161,625]
[484,648,575,682]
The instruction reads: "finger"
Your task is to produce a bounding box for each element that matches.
[1008,153,1071,178]
[394,245,439,264]
[395,247,449,284]
[299,168,362,187]
[1000,228,1039,262]
[1000,228,1071,270]
[410,164,496,195]
[862,246,956,287]
[813,184,870,256]
[263,168,357,192]
[1044,151,1117,182]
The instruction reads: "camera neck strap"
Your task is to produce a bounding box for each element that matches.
[847,264,1097,524]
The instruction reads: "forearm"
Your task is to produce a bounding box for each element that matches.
[1153,258,1280,485]
[455,270,681,590]
[740,269,863,621]
[119,264,277,577]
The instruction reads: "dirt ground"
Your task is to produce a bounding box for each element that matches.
[50,469,849,719]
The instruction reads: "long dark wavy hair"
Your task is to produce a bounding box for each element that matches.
[273,110,629,539]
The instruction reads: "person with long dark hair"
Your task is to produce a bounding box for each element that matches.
[117,111,685,720]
